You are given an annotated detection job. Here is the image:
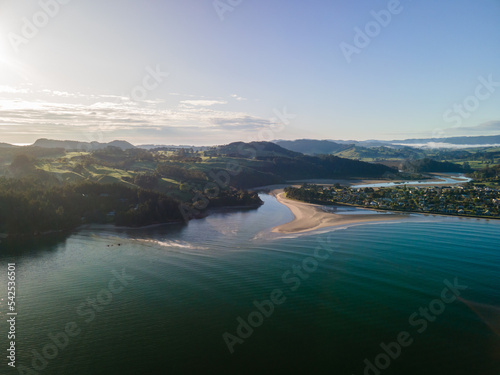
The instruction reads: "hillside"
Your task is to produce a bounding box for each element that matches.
[274,139,352,155]
[207,142,397,186]
[0,179,184,235]
[401,158,471,173]
[334,145,425,160]
[4,139,487,235]
[0,142,16,148]
[33,138,136,150]
[274,140,425,161]
[1,141,398,192]
[213,141,302,158]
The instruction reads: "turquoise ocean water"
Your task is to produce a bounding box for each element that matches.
[0,194,499,374]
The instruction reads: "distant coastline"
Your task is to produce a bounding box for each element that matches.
[271,182,500,235]
[329,201,500,222]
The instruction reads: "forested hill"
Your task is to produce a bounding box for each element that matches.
[0,140,397,235]
[0,179,183,235]
[213,141,302,158]
[1,141,398,190]
[33,139,136,151]
[274,139,353,155]
[207,141,397,186]
[401,158,471,173]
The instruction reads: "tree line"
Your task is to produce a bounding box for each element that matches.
[0,178,183,235]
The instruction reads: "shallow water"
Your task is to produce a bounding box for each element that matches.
[352,174,472,188]
[0,194,499,375]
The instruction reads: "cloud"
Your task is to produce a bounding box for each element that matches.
[0,85,30,94]
[230,94,247,101]
[180,99,227,107]
[0,86,274,144]
[210,116,272,131]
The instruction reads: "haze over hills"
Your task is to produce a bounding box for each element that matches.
[0,137,493,234]
[274,140,353,155]
[0,142,17,148]
[0,139,398,189]
[346,134,500,147]
[32,139,136,150]
[138,144,209,151]
[214,141,302,158]
[275,135,500,150]
[0,134,497,151]
[388,134,500,146]
[274,139,427,159]
[201,141,398,187]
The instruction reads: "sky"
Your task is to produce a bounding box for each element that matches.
[0,0,499,146]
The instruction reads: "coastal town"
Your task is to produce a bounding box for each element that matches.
[284,183,500,219]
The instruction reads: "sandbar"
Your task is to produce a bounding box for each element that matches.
[271,192,408,234]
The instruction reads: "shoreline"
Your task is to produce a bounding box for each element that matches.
[330,201,500,222]
[253,173,471,193]
[270,191,499,235]
[252,178,392,192]
[271,191,409,234]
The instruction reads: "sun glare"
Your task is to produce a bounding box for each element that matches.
[0,37,13,68]
[0,40,6,61]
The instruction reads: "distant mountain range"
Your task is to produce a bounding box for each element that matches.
[275,135,500,153]
[215,141,302,158]
[208,141,396,185]
[31,139,136,150]
[0,142,17,148]
[274,140,353,155]
[1,134,499,152]
[387,134,500,146]
[273,139,427,160]
[138,144,208,151]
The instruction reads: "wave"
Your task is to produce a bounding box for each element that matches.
[135,239,208,250]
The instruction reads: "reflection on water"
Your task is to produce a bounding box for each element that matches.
[0,232,69,258]
[0,194,499,375]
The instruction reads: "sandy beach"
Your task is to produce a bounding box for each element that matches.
[271,191,408,234]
